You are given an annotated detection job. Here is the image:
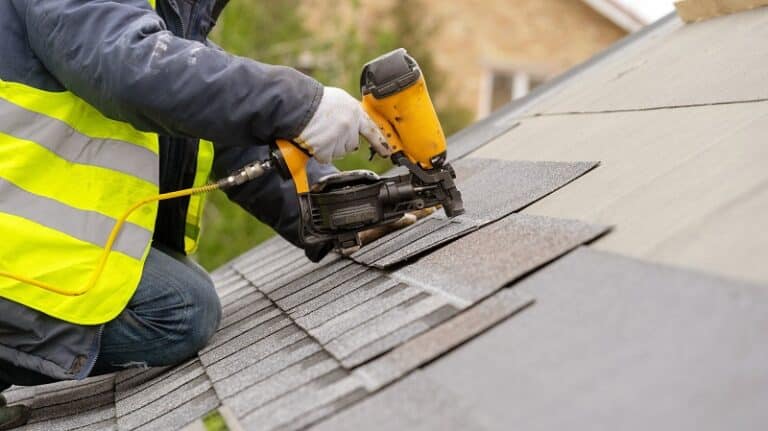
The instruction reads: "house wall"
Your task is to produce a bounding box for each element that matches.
[300,0,627,117]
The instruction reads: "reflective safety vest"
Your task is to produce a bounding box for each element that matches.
[0,0,213,324]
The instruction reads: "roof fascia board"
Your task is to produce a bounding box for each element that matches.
[581,0,647,32]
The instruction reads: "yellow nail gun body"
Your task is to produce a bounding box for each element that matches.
[275,48,464,253]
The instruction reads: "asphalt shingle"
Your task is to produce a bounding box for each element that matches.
[224,351,340,417]
[309,284,423,345]
[292,275,399,327]
[356,289,534,389]
[393,214,609,303]
[369,217,478,269]
[204,325,308,382]
[115,359,202,418]
[203,305,283,352]
[272,262,369,310]
[324,294,456,367]
[309,371,490,431]
[200,315,306,378]
[213,338,324,399]
[23,374,116,431]
[350,159,598,268]
[408,247,768,431]
[238,371,368,431]
[24,404,117,431]
[131,388,219,431]
[117,370,215,431]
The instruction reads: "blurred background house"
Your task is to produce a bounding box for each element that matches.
[199,0,662,270]
[301,0,646,119]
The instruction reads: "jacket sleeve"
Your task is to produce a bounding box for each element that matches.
[212,145,339,262]
[17,0,322,147]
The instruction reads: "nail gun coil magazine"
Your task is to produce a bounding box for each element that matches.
[307,170,424,234]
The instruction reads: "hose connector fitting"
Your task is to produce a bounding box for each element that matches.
[217,159,274,189]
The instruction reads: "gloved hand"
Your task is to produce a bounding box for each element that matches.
[295,87,390,164]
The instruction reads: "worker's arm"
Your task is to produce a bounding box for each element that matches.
[16,0,319,148]
[212,145,339,262]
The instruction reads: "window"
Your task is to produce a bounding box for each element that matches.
[477,69,546,118]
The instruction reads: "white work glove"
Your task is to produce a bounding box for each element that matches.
[295,87,391,164]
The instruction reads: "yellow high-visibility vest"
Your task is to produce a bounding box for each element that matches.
[185,139,214,254]
[0,0,213,324]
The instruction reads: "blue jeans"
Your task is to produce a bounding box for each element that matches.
[0,246,221,389]
[90,245,222,374]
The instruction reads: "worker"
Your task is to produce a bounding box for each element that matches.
[0,1,393,428]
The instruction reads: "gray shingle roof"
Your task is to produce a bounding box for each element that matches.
[7,7,768,431]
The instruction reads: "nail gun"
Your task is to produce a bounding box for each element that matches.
[230,49,465,253]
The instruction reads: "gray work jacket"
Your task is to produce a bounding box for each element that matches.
[0,0,335,381]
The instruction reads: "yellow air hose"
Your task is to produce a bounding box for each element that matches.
[0,159,273,297]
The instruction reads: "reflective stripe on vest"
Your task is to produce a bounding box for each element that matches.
[0,79,160,325]
[184,139,214,254]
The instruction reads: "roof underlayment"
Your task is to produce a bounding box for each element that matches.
[6,8,768,431]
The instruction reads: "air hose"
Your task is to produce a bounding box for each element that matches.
[0,159,273,297]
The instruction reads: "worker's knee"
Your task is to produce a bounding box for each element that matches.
[150,247,222,353]
[184,273,221,352]
[140,267,220,364]
[95,249,221,373]
[168,265,221,356]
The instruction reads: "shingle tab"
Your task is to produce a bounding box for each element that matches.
[115,359,202,418]
[22,375,117,431]
[446,159,599,225]
[1,386,36,406]
[357,289,534,389]
[267,260,361,305]
[24,404,116,431]
[132,388,219,431]
[225,351,340,417]
[368,217,478,269]
[213,338,324,399]
[394,214,609,303]
[231,236,298,273]
[350,217,454,264]
[339,303,460,368]
[349,159,598,268]
[292,276,399,328]
[204,325,308,382]
[203,305,283,352]
[115,367,172,400]
[308,284,422,345]
[324,294,455,364]
[238,371,368,431]
[217,295,273,331]
[117,370,215,431]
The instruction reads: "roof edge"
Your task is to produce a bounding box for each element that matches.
[581,0,648,32]
[447,12,679,161]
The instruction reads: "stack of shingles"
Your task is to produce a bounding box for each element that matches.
[195,242,366,430]
[209,156,609,429]
[1,155,608,431]
[2,374,116,430]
